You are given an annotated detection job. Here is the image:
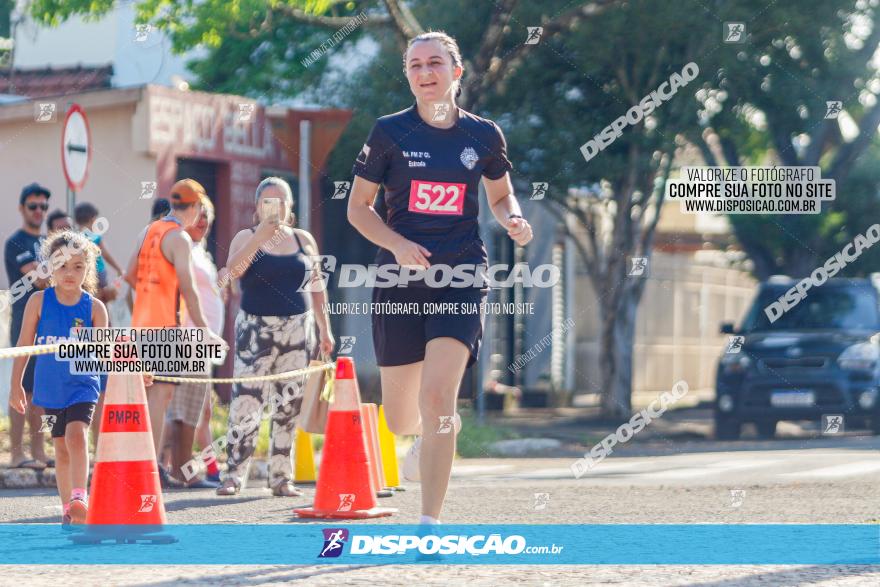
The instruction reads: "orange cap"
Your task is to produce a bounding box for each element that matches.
[170,179,207,205]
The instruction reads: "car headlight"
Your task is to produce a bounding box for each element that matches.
[859,389,878,409]
[718,394,735,412]
[837,342,879,371]
[720,353,751,374]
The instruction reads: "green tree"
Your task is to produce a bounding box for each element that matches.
[32,0,880,417]
[689,0,880,279]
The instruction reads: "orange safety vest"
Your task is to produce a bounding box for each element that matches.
[131,219,185,327]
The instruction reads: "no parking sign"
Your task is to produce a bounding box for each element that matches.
[61,103,91,193]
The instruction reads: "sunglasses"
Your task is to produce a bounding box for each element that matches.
[26,203,49,211]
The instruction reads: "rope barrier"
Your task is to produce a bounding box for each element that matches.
[152,363,335,384]
[0,343,61,359]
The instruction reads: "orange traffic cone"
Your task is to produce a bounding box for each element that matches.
[361,403,392,497]
[72,372,174,544]
[294,358,397,519]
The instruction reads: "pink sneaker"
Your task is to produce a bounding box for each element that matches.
[68,498,88,525]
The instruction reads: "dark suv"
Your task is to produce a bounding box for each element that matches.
[715,277,880,439]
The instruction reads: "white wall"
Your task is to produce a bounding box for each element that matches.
[13,3,194,88]
[13,9,118,69]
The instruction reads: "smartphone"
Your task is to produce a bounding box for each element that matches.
[261,197,281,222]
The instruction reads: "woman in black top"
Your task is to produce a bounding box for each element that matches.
[348,32,533,524]
[217,177,334,496]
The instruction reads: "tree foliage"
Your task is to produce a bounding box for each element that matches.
[31,0,880,414]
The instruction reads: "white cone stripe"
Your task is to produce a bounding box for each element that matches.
[96,431,156,463]
[105,373,148,405]
[331,379,361,412]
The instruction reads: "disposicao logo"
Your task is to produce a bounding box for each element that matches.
[317,529,560,558]
[318,528,349,558]
[349,534,528,555]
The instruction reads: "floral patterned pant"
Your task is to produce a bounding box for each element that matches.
[224,309,316,488]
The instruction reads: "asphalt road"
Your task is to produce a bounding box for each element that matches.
[0,434,878,585]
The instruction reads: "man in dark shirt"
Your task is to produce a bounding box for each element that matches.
[4,182,51,469]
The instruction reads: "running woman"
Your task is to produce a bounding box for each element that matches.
[8,231,151,527]
[348,31,533,525]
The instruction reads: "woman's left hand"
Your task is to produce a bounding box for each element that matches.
[507,216,533,246]
[319,329,335,357]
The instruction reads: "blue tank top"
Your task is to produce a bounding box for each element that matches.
[239,230,309,316]
[33,288,101,409]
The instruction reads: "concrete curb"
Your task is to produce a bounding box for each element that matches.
[0,458,271,490]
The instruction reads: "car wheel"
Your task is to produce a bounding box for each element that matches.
[756,420,777,439]
[715,417,742,440]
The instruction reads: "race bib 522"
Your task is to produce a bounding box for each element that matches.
[408,180,466,216]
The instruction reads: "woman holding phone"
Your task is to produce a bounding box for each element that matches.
[347,32,532,524]
[216,177,335,496]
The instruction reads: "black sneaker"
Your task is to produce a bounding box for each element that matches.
[158,466,184,489]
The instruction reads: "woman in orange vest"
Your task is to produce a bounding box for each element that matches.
[125,178,226,488]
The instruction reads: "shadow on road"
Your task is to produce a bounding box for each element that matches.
[4,515,61,524]
[165,496,266,513]
[128,564,380,586]
[683,564,880,586]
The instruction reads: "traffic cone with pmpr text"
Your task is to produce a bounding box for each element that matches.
[71,372,175,544]
[294,358,396,519]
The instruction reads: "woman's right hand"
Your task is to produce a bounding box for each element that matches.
[9,383,26,415]
[253,216,282,246]
[390,238,432,269]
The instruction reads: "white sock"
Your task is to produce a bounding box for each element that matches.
[419,514,440,525]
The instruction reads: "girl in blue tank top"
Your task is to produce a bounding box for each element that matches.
[9,230,109,527]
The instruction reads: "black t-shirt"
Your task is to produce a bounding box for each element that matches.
[352,104,512,273]
[4,229,43,335]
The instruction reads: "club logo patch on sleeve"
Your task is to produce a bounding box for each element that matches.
[356,143,371,165]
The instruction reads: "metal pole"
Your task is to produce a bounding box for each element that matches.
[298,120,311,231]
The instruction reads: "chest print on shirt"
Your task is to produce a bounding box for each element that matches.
[403,150,430,168]
[460,147,479,170]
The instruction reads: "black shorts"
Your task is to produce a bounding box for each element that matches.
[371,286,488,368]
[42,402,97,438]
